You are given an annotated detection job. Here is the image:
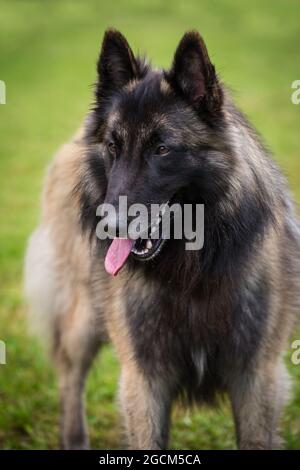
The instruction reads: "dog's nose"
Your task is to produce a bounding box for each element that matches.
[106,212,128,238]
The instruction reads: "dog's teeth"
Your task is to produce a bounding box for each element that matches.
[146,240,152,250]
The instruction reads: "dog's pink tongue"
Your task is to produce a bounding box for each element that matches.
[105,238,134,276]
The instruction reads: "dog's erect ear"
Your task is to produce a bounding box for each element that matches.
[97,29,138,96]
[168,31,223,115]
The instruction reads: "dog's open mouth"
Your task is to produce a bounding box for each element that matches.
[131,230,166,261]
[131,236,166,259]
[104,203,170,276]
[131,207,167,260]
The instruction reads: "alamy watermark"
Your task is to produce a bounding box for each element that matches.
[96,196,204,251]
[0,340,6,365]
[291,80,300,105]
[0,80,6,104]
[291,339,300,365]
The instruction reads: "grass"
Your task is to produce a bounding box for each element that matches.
[0,0,300,449]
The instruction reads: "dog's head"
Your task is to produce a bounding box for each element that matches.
[83,29,234,275]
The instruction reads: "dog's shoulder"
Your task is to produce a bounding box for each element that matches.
[41,122,87,221]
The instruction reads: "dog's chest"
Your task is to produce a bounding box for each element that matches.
[124,284,224,389]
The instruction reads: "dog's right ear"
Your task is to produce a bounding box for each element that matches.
[96,29,138,97]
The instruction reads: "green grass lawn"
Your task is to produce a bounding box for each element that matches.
[1,0,300,449]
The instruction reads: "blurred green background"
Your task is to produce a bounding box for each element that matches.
[0,0,300,449]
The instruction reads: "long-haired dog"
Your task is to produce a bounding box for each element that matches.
[25,29,300,449]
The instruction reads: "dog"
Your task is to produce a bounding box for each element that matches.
[25,29,300,449]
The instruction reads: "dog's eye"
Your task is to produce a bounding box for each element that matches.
[155,145,170,156]
[107,142,117,156]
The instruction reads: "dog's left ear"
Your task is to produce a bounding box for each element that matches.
[167,31,223,115]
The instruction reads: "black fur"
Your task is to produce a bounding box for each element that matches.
[79,29,293,405]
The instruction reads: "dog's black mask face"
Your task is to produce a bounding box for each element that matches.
[84,29,233,265]
[88,29,230,207]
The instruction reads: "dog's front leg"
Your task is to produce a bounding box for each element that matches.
[119,364,172,450]
[229,358,290,450]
